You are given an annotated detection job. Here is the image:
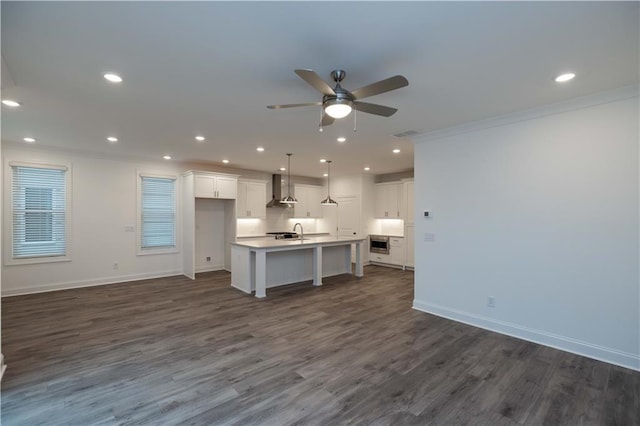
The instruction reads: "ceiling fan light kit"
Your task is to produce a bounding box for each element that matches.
[324,98,353,119]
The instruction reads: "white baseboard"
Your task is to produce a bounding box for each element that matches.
[412,300,640,372]
[2,269,184,297]
[230,283,252,294]
[195,264,225,273]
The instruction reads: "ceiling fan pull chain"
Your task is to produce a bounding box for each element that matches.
[353,106,357,133]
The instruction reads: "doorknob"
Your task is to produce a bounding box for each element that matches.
[353,232,356,235]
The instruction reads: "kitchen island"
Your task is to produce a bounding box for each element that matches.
[230,236,365,297]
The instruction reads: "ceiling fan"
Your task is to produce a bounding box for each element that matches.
[267,69,409,127]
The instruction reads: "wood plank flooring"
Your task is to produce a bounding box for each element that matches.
[2,266,638,425]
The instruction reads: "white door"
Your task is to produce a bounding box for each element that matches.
[336,195,360,238]
[336,195,361,263]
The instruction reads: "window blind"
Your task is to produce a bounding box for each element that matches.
[12,165,67,258]
[141,176,176,249]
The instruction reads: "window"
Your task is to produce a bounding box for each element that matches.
[140,174,176,252]
[11,164,68,260]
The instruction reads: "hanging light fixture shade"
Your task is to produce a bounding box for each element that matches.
[280,153,298,204]
[321,160,338,206]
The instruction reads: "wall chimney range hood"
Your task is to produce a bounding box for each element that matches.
[266,174,290,208]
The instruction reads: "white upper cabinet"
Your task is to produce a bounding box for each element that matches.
[293,184,323,218]
[194,173,237,199]
[374,182,402,218]
[237,180,267,218]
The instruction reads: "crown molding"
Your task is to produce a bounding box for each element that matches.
[414,85,639,144]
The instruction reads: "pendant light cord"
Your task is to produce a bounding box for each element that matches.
[287,153,292,196]
[327,160,331,195]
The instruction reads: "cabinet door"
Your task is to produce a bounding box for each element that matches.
[306,186,323,218]
[236,181,249,218]
[293,185,323,218]
[390,237,405,266]
[375,183,400,218]
[215,176,237,199]
[246,182,266,218]
[194,175,215,198]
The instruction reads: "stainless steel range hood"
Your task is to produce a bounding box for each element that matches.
[266,174,290,208]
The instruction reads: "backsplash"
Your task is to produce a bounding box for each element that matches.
[237,208,318,236]
[370,218,404,237]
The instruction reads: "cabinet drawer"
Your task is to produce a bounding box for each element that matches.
[371,253,391,263]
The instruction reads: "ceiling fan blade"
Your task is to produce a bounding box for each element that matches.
[295,69,336,96]
[350,75,409,100]
[321,113,335,126]
[354,101,398,117]
[267,102,322,109]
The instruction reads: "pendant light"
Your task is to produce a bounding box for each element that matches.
[321,160,338,206]
[280,153,298,204]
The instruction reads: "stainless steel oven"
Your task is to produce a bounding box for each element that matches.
[369,235,390,254]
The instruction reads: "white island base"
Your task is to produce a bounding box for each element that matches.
[230,237,365,297]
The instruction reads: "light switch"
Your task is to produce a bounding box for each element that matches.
[125,226,134,232]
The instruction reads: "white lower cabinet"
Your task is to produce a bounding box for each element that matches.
[390,237,405,266]
[370,236,404,268]
[370,252,391,264]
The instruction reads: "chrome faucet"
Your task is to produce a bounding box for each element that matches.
[293,222,304,240]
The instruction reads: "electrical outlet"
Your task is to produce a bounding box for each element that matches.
[487,296,496,308]
[424,233,435,242]
[206,256,211,262]
[113,262,119,270]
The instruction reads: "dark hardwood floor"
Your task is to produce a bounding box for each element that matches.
[2,266,638,425]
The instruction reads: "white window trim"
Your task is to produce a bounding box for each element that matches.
[4,160,73,265]
[136,170,180,256]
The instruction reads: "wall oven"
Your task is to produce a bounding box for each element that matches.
[369,235,390,254]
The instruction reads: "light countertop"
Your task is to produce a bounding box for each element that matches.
[231,235,365,249]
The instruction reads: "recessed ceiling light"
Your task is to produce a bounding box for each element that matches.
[163,155,171,160]
[364,167,370,171]
[337,137,346,143]
[320,159,327,163]
[195,135,205,141]
[103,73,123,83]
[256,147,265,152]
[23,137,36,143]
[2,99,21,107]
[323,173,329,177]
[107,136,118,143]
[279,167,286,171]
[393,149,401,154]
[555,72,576,83]
[222,159,229,164]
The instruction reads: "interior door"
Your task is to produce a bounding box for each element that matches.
[336,195,361,263]
[336,195,360,238]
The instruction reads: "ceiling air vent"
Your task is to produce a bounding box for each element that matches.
[393,130,420,138]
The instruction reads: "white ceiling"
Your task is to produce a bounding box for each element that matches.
[1,2,638,178]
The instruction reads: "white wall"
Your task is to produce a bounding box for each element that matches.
[413,92,639,370]
[195,198,227,272]
[2,145,188,295]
